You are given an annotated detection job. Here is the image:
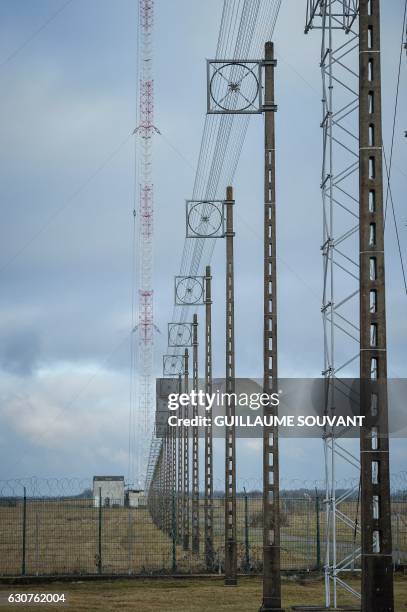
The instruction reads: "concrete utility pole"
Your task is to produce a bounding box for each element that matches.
[204,265,214,570]
[224,185,237,586]
[359,1,394,609]
[260,41,283,612]
[192,314,200,554]
[171,415,176,540]
[206,50,279,595]
[167,423,174,536]
[304,1,395,607]
[164,424,170,534]
[183,348,190,550]
[177,373,183,544]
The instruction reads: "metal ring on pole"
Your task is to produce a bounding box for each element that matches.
[163,354,185,377]
[175,276,205,305]
[209,62,260,112]
[186,201,224,238]
[168,322,193,347]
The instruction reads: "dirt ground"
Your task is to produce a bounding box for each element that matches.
[0,575,406,612]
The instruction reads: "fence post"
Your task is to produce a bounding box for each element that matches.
[98,487,102,574]
[35,510,39,576]
[315,489,321,571]
[127,502,132,575]
[244,488,250,572]
[396,513,400,568]
[22,487,26,576]
[172,490,177,572]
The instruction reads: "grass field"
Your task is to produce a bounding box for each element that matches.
[0,575,406,611]
[0,498,323,575]
[3,496,405,576]
[0,498,388,575]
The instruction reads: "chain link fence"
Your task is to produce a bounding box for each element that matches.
[0,482,406,577]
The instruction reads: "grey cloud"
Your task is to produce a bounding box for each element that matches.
[0,328,41,376]
[0,1,405,481]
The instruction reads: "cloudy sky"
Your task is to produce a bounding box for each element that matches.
[0,0,405,488]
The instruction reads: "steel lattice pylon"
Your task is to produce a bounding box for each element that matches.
[131,0,158,486]
[305,1,394,610]
[306,0,362,607]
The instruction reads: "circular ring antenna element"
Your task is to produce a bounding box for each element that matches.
[176,276,204,305]
[187,201,223,237]
[169,323,192,347]
[210,62,259,112]
[163,355,184,376]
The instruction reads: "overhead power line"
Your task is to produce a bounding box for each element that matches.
[0,132,132,275]
[382,0,407,300]
[145,0,282,491]
[0,0,74,70]
[383,149,407,297]
[384,0,407,226]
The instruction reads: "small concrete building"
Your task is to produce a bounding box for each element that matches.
[125,489,146,508]
[93,476,125,507]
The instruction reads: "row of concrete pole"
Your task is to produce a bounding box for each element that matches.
[148,2,394,608]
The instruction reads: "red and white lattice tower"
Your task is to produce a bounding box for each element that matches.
[133,0,157,484]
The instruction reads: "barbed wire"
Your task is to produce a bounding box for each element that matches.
[1,472,405,498]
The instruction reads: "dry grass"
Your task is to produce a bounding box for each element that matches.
[0,575,406,611]
[0,499,315,575]
[3,497,396,576]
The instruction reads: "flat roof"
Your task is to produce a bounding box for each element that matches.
[93,476,124,482]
